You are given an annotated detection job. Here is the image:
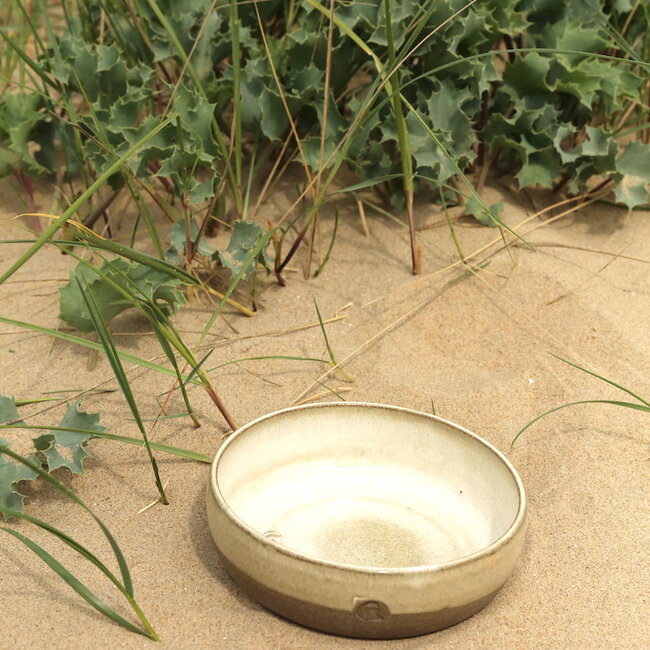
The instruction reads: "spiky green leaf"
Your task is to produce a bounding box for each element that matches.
[213,221,273,278]
[32,403,106,474]
[59,259,187,332]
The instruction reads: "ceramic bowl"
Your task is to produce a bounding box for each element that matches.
[207,403,527,638]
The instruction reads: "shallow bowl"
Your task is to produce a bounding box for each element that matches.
[207,403,527,638]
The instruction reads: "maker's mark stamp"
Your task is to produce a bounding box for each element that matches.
[353,598,390,622]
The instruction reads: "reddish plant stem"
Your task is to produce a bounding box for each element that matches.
[205,384,237,431]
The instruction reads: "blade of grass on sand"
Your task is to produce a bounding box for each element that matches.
[205,354,331,375]
[0,527,155,638]
[0,506,125,590]
[71,246,203,429]
[0,423,211,463]
[511,399,649,447]
[0,496,156,639]
[0,315,200,384]
[181,349,214,389]
[312,296,353,382]
[76,276,168,504]
[198,229,275,347]
[512,357,650,446]
[81,251,238,431]
[0,444,135,597]
[0,442,157,637]
[141,303,201,428]
[440,187,465,260]
[550,354,650,407]
[0,112,179,285]
[137,293,237,429]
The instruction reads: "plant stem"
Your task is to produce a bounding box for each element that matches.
[126,594,160,641]
[384,0,418,274]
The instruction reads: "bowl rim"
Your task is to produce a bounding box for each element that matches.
[209,401,527,576]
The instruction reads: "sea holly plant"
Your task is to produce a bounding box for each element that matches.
[32,403,106,474]
[464,197,505,227]
[0,0,648,280]
[165,217,215,266]
[165,218,273,280]
[0,392,211,514]
[59,257,187,332]
[612,142,650,210]
[0,396,106,514]
[0,393,212,637]
[0,399,162,634]
[212,221,273,279]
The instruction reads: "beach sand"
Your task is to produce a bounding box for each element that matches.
[1,180,648,649]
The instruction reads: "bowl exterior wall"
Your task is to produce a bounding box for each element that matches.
[207,404,527,639]
[207,483,527,639]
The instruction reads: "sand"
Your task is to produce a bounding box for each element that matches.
[0,179,648,649]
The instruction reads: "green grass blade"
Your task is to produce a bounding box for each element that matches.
[15,0,46,53]
[384,0,417,273]
[75,276,168,504]
[324,175,403,197]
[14,397,59,406]
[551,355,650,407]
[511,399,649,447]
[0,28,58,89]
[0,424,211,463]
[312,297,336,368]
[0,444,134,596]
[230,0,242,189]
[588,5,644,63]
[124,178,165,259]
[0,506,124,590]
[314,205,339,277]
[91,432,210,462]
[0,315,199,383]
[0,527,153,638]
[141,305,201,427]
[70,230,197,285]
[313,378,347,401]
[312,296,353,383]
[0,112,179,285]
[305,0,382,68]
[181,349,214,389]
[440,188,465,260]
[392,0,449,65]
